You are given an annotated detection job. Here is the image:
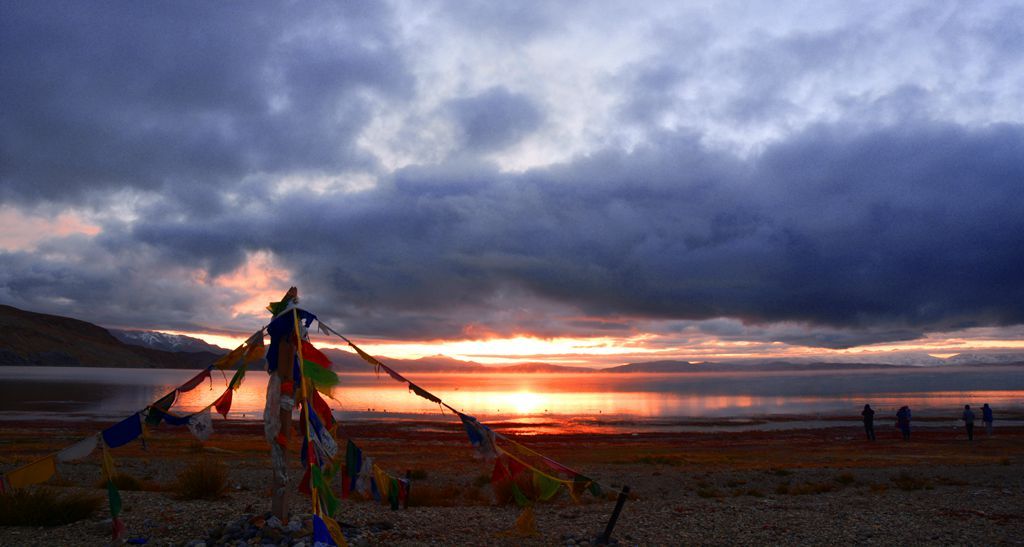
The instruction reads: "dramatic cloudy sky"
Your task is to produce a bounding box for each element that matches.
[2,1,1023,365]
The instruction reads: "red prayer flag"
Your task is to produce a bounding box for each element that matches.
[213,388,233,418]
[301,340,331,368]
[177,367,212,392]
[310,391,336,430]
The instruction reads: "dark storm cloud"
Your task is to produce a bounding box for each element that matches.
[104,119,1024,345]
[445,87,545,152]
[0,1,410,204]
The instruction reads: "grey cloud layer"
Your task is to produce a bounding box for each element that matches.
[112,120,1023,345]
[0,2,409,203]
[2,2,1023,348]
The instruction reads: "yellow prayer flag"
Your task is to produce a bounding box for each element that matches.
[243,336,265,364]
[214,345,246,370]
[373,464,390,500]
[102,444,117,481]
[323,515,349,547]
[351,344,383,369]
[6,455,57,489]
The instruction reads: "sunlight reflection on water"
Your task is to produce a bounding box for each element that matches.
[1,367,1022,432]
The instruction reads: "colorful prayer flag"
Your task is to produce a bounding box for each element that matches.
[177,366,212,392]
[409,383,441,404]
[345,441,362,493]
[145,391,177,426]
[4,455,56,489]
[312,514,346,546]
[187,408,213,441]
[459,413,497,459]
[56,434,98,462]
[302,360,339,395]
[214,345,246,370]
[266,308,315,373]
[301,340,331,368]
[102,414,142,448]
[533,471,562,501]
[243,336,266,364]
[213,387,233,418]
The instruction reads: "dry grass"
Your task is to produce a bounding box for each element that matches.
[0,488,103,526]
[775,480,836,496]
[834,472,857,486]
[174,459,229,500]
[890,471,930,491]
[94,472,154,492]
[696,486,722,499]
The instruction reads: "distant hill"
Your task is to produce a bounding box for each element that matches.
[601,360,915,373]
[0,305,222,369]
[110,329,227,353]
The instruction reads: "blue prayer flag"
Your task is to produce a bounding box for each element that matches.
[102,414,142,448]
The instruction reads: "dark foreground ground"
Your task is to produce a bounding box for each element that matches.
[1,418,1022,545]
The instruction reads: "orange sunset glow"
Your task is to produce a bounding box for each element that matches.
[161,325,1024,368]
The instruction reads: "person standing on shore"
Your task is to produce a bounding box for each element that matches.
[861,404,876,440]
[962,405,975,441]
[982,403,993,436]
[896,406,911,440]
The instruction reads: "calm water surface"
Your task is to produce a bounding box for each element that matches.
[1,366,1022,432]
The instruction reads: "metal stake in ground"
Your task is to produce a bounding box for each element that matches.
[596,485,630,545]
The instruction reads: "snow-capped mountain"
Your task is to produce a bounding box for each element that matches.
[109,329,227,354]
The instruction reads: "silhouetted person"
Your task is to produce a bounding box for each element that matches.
[962,404,975,441]
[861,404,876,440]
[896,406,911,440]
[982,403,993,436]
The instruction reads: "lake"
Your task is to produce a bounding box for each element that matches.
[1,365,1022,433]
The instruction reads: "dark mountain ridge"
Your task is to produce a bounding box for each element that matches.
[0,305,222,369]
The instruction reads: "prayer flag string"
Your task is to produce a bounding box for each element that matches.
[315,319,621,499]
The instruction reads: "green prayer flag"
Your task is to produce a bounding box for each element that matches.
[145,391,177,426]
[533,471,561,501]
[302,360,338,393]
[312,466,339,516]
[511,482,531,507]
[388,477,400,510]
[228,365,247,390]
[106,479,122,518]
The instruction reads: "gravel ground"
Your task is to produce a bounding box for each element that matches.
[2,423,1023,546]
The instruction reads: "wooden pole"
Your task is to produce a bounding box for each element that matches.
[269,287,299,521]
[597,485,630,545]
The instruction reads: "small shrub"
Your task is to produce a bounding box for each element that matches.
[696,487,721,499]
[1000,457,1012,466]
[471,473,491,488]
[788,481,835,495]
[175,459,228,500]
[745,488,764,497]
[834,472,856,486]
[769,468,792,477]
[775,483,790,495]
[869,483,888,493]
[0,488,102,526]
[726,479,747,487]
[935,476,968,486]
[890,471,928,491]
[407,484,463,507]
